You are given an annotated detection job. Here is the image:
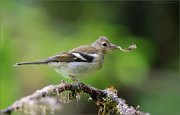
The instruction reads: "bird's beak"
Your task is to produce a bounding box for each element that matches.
[110,44,119,50]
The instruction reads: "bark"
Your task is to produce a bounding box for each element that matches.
[1,81,149,115]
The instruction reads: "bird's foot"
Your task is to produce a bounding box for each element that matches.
[61,80,66,84]
[70,76,79,83]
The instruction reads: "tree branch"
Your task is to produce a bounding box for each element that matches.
[1,81,149,115]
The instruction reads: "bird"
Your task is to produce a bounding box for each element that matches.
[15,36,136,82]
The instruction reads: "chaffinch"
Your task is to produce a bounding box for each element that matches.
[15,36,136,81]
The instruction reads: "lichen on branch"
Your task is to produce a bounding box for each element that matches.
[1,81,149,115]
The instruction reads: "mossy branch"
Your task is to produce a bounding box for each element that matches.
[1,81,149,115]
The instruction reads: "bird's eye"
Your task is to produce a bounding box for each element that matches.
[102,42,107,47]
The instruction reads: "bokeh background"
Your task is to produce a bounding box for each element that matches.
[1,1,179,115]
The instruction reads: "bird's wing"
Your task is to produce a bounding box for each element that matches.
[46,51,94,63]
[15,46,98,65]
[45,52,77,62]
[15,52,77,65]
[47,45,98,63]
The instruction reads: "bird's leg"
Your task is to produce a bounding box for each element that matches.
[69,75,79,83]
[61,80,66,84]
[68,75,80,100]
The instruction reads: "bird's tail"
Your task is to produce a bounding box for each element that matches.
[14,60,48,66]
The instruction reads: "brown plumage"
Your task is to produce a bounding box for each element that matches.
[15,36,116,65]
[14,36,136,81]
[15,45,99,65]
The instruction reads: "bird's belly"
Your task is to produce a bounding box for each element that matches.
[48,62,102,78]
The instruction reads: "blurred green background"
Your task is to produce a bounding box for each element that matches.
[0,1,179,115]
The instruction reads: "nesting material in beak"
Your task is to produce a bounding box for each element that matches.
[110,44,120,49]
[118,44,137,52]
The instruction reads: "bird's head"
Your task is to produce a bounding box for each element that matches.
[92,36,119,54]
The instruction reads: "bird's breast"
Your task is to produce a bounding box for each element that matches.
[48,58,103,78]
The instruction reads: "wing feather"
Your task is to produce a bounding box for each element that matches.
[15,45,98,65]
[46,52,94,63]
